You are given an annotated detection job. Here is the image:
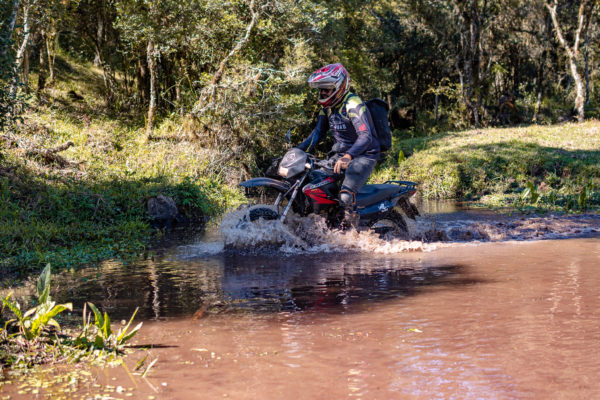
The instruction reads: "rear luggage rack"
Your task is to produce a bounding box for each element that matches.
[384,180,417,197]
[384,180,417,189]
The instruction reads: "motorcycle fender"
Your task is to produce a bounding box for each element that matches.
[239,177,291,193]
[358,199,396,219]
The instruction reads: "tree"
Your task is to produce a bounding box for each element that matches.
[0,0,20,130]
[545,0,596,122]
[9,0,37,98]
[72,0,120,103]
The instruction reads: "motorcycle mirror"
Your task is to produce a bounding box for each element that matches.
[285,128,291,144]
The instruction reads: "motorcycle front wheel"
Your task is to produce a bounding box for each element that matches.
[248,205,279,221]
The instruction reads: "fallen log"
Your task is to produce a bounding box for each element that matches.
[25,141,75,167]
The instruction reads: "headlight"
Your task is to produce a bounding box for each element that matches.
[278,166,289,177]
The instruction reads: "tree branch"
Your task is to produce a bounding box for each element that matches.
[211,0,258,87]
[191,0,259,115]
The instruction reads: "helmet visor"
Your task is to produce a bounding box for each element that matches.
[308,80,336,89]
[318,87,336,102]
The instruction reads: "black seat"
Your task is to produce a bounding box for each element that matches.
[356,184,400,208]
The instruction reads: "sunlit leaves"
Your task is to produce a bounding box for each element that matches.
[2,265,73,340]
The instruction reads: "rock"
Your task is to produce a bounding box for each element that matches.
[147,194,179,229]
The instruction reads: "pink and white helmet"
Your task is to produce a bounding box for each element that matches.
[307,63,350,108]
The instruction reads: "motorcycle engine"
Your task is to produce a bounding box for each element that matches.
[278,148,308,179]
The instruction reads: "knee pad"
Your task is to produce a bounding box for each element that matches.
[339,188,356,209]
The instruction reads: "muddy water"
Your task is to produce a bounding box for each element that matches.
[2,211,600,399]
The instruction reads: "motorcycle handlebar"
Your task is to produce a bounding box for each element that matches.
[306,153,341,176]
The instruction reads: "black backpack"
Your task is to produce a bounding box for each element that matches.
[365,98,392,152]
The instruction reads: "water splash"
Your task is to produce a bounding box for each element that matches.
[177,206,600,259]
[218,207,447,255]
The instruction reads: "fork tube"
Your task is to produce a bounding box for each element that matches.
[274,193,283,209]
[280,174,307,222]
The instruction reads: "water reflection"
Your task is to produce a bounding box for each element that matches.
[54,253,468,320]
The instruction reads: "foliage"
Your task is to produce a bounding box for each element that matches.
[0,0,21,131]
[76,302,141,352]
[0,265,142,368]
[0,53,245,272]
[2,265,72,341]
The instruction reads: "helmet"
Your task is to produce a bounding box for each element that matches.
[307,63,350,108]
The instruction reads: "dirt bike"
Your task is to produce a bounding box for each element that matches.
[239,148,420,235]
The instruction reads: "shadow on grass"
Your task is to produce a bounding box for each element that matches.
[0,159,226,277]
[38,55,146,130]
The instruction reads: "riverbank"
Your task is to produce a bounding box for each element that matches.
[0,56,244,275]
[375,120,600,212]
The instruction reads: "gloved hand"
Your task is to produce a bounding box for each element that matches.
[334,154,352,174]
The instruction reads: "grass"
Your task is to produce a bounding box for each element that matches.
[1,54,245,275]
[374,122,600,212]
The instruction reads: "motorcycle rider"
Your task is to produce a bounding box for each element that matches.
[297,63,380,228]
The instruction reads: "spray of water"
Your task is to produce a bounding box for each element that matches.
[177,206,600,258]
[218,207,449,255]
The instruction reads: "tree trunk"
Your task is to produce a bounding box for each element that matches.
[545,0,595,122]
[584,30,590,104]
[22,45,29,93]
[0,0,20,59]
[94,6,104,67]
[46,24,57,83]
[569,61,585,122]
[534,15,551,123]
[458,1,482,128]
[146,40,158,139]
[192,0,258,114]
[38,31,47,94]
[9,2,32,97]
[176,82,183,116]
[138,57,149,105]
[435,92,439,124]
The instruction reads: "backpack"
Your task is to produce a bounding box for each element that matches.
[365,98,392,153]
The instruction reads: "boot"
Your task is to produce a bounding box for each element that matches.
[343,209,360,230]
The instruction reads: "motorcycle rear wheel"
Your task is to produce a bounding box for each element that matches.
[369,209,408,238]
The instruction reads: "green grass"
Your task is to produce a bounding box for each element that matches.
[374,122,600,212]
[1,55,245,274]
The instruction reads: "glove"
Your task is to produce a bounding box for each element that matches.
[334,154,352,174]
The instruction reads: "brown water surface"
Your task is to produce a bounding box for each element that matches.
[133,239,600,400]
[2,212,600,399]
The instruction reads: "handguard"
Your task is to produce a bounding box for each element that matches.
[239,177,291,193]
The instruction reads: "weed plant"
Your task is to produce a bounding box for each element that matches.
[0,265,141,369]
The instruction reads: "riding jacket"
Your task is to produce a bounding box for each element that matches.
[297,92,380,160]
